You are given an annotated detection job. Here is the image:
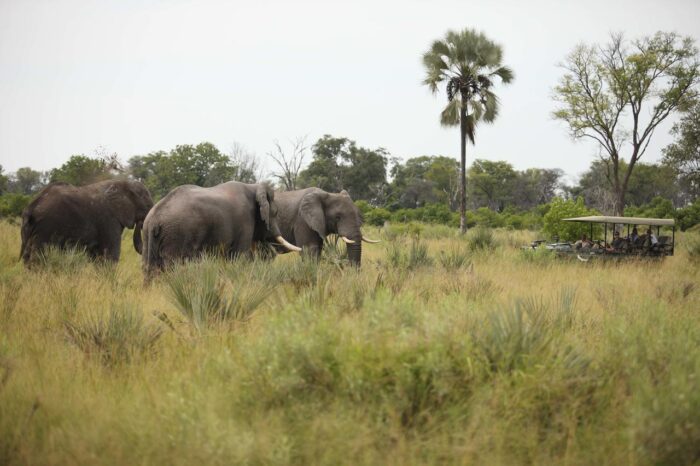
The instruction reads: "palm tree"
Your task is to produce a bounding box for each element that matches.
[423,29,514,233]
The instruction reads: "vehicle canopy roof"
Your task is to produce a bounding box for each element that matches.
[562,215,675,226]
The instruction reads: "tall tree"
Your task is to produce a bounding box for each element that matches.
[10,167,44,194]
[422,28,514,233]
[553,32,699,215]
[467,159,517,211]
[663,100,700,200]
[50,155,111,186]
[299,135,388,203]
[128,142,248,199]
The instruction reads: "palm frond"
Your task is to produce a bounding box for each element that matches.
[491,66,515,84]
[465,114,476,144]
[480,90,500,123]
[440,98,461,127]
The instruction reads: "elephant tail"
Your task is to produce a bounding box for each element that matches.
[145,222,163,276]
[19,206,36,264]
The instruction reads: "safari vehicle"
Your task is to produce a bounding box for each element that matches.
[525,216,676,261]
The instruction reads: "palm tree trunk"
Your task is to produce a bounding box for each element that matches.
[459,105,467,234]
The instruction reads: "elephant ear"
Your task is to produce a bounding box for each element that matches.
[300,191,326,238]
[105,181,136,228]
[255,183,273,229]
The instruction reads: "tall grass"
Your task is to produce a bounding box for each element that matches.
[0,219,698,465]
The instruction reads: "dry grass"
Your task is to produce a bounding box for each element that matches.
[1,220,699,465]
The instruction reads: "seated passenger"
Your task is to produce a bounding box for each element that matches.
[608,231,626,251]
[645,228,659,250]
[629,227,639,243]
[574,234,593,250]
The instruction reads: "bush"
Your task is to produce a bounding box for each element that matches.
[625,196,675,219]
[0,193,31,219]
[542,197,599,241]
[676,198,700,231]
[684,233,700,262]
[473,207,505,228]
[437,246,472,270]
[64,304,162,366]
[364,207,391,226]
[467,226,496,252]
[386,238,433,269]
[166,259,276,329]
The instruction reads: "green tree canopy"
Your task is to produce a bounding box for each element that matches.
[512,168,563,210]
[50,155,112,186]
[467,159,517,212]
[570,160,681,213]
[390,156,459,208]
[10,167,44,194]
[422,28,514,232]
[553,31,699,215]
[663,100,700,200]
[128,142,254,199]
[298,136,388,203]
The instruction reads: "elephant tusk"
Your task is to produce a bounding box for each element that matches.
[275,236,302,252]
[341,236,356,244]
[361,235,380,244]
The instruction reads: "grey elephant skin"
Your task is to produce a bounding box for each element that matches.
[141,181,298,278]
[20,180,154,264]
[273,188,379,266]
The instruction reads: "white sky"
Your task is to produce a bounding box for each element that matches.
[1,0,699,182]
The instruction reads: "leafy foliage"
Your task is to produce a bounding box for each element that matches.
[663,100,700,199]
[129,142,255,199]
[0,193,31,219]
[50,155,113,186]
[542,197,599,241]
[298,135,389,203]
[553,32,700,214]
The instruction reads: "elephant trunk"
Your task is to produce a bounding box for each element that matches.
[133,221,143,255]
[347,241,362,267]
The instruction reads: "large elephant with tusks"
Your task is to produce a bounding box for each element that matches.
[273,188,380,266]
[20,180,154,264]
[141,181,300,279]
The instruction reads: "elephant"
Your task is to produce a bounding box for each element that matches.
[141,181,300,279]
[272,188,379,266]
[20,179,154,264]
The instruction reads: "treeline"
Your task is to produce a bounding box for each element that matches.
[1,134,699,230]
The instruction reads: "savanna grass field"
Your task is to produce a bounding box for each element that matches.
[1,220,699,465]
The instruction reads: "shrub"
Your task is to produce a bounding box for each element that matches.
[467,226,496,252]
[438,246,472,270]
[166,259,275,329]
[386,238,433,269]
[364,207,391,226]
[0,193,31,219]
[542,197,599,241]
[64,304,162,366]
[676,198,700,231]
[473,207,505,228]
[684,233,700,262]
[475,300,551,373]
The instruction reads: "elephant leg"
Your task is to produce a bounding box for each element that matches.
[302,241,323,261]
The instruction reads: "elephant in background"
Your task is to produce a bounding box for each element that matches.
[20,180,154,264]
[273,188,379,266]
[141,181,300,279]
